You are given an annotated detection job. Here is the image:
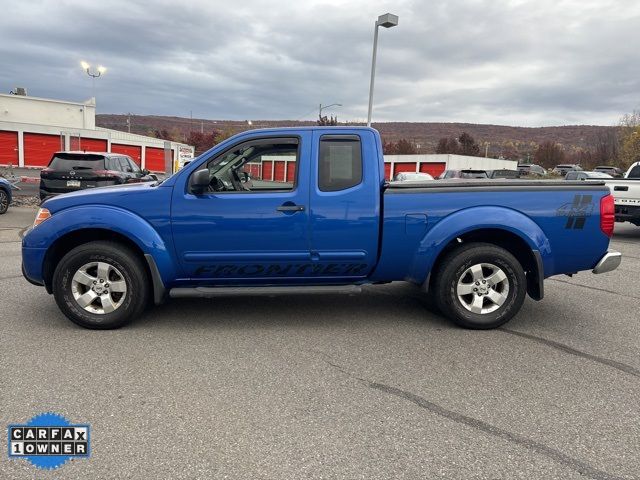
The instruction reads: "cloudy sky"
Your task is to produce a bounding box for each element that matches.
[2,0,639,126]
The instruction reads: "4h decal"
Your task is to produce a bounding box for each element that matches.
[556,195,594,229]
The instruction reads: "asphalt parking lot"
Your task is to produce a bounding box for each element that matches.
[1,206,639,479]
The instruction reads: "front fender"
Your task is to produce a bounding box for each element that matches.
[408,206,552,284]
[22,205,177,286]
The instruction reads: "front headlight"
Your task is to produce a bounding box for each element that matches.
[33,208,51,227]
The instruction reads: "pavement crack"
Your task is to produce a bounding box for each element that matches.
[548,278,640,300]
[369,382,626,480]
[317,351,367,383]
[500,329,640,379]
[318,354,625,480]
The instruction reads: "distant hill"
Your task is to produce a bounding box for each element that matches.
[96,114,615,158]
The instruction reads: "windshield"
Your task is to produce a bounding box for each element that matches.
[48,154,105,171]
[627,165,640,178]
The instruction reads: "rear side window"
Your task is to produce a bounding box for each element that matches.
[318,136,363,192]
[628,165,640,178]
[48,154,105,171]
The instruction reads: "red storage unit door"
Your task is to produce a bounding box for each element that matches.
[286,161,296,183]
[0,130,19,166]
[384,163,392,180]
[145,147,166,172]
[111,144,142,165]
[247,164,261,178]
[24,133,62,167]
[419,162,446,177]
[262,161,273,181]
[274,161,286,182]
[393,162,419,178]
[70,137,107,152]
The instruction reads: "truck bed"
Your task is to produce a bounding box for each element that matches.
[376,179,611,285]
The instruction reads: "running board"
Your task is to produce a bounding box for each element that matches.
[169,285,362,298]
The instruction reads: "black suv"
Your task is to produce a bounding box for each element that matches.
[40,152,155,201]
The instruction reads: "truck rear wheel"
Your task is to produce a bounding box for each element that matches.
[52,241,149,329]
[434,242,526,329]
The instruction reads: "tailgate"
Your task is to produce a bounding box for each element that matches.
[41,170,106,190]
[607,180,640,207]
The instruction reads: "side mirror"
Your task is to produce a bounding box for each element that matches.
[190,168,210,194]
[142,168,150,175]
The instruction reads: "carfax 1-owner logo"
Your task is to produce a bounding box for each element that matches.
[7,412,90,470]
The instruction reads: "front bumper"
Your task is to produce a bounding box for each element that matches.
[22,262,44,286]
[21,245,47,286]
[592,250,622,274]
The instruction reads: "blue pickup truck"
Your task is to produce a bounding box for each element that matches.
[22,127,621,330]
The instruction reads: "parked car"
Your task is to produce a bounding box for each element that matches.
[564,171,612,180]
[0,177,12,214]
[39,152,156,201]
[594,165,624,178]
[22,127,620,331]
[438,169,488,179]
[488,169,520,179]
[552,164,583,176]
[393,172,434,182]
[517,164,547,176]
[604,161,640,226]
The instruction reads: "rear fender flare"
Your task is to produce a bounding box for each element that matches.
[408,206,552,284]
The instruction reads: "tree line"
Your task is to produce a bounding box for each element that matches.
[380,110,640,170]
[149,109,640,170]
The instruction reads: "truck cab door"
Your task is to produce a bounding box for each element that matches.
[307,131,381,279]
[170,133,312,282]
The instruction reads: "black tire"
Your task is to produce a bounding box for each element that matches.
[433,242,526,329]
[52,241,149,329]
[0,189,8,214]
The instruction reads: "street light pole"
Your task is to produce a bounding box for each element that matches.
[81,61,106,99]
[319,103,342,118]
[366,13,398,127]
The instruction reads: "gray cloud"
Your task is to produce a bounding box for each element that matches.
[1,0,639,126]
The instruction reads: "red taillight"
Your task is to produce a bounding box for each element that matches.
[600,194,615,237]
[40,167,53,178]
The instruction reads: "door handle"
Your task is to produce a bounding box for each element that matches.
[614,186,628,191]
[276,204,305,212]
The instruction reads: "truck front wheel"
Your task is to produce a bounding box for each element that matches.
[52,241,149,329]
[434,243,526,329]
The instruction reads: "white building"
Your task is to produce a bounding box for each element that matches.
[0,92,193,173]
[383,153,518,179]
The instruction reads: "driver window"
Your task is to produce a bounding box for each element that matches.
[204,138,299,193]
[118,157,132,172]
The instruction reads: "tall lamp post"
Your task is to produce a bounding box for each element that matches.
[81,61,106,99]
[319,103,342,118]
[367,13,398,127]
